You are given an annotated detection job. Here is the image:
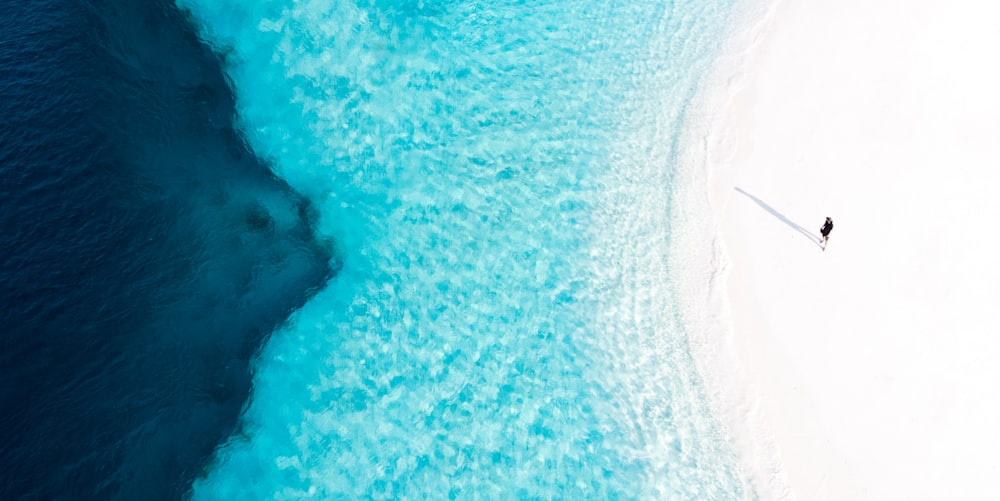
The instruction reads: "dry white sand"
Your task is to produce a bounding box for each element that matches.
[673,0,1000,499]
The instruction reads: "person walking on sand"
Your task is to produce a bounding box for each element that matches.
[820,217,834,250]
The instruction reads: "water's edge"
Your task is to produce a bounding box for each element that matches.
[668,0,792,499]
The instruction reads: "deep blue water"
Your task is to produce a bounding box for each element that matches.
[0,0,335,499]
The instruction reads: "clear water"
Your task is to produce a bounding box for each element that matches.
[177,0,750,498]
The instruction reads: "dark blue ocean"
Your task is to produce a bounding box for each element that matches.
[0,0,335,499]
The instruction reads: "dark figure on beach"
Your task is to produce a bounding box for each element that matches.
[820,217,834,250]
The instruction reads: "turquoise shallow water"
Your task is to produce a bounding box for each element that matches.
[177,0,750,498]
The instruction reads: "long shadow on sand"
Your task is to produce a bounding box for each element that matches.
[734,187,824,249]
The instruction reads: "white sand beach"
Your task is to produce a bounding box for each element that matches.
[675,0,1000,499]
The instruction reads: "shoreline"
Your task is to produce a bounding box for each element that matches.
[676,0,1000,499]
[669,0,793,498]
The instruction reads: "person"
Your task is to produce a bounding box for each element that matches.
[820,217,834,250]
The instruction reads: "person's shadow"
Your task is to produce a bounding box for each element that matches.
[734,187,824,249]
